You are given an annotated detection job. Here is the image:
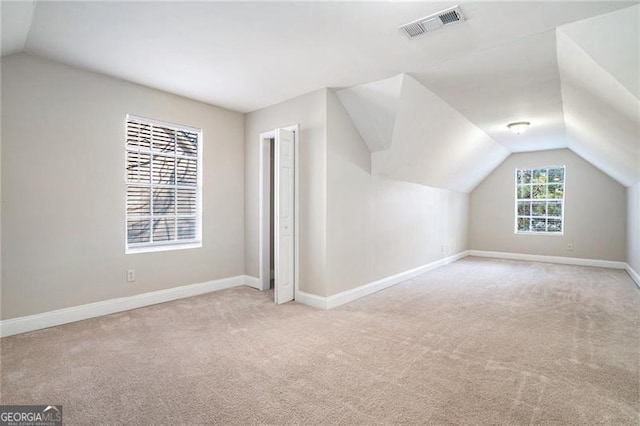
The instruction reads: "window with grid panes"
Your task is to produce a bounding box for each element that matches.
[515,166,565,234]
[126,115,202,252]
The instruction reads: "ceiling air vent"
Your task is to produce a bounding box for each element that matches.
[400,5,465,39]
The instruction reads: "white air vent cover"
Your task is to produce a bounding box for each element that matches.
[400,5,465,38]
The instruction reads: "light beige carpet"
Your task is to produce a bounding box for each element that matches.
[1,257,638,424]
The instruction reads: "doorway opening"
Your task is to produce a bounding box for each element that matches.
[259,125,299,304]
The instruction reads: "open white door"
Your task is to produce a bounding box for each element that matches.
[274,128,295,304]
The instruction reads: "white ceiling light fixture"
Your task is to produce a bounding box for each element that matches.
[507,121,531,134]
[400,5,465,38]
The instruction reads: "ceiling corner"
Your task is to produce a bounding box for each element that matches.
[1,0,37,57]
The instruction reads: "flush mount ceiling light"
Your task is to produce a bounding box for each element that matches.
[507,121,530,134]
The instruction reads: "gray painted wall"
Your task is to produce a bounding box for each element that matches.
[2,53,633,321]
[244,89,469,298]
[326,90,468,295]
[470,149,626,261]
[1,54,245,319]
[244,89,328,296]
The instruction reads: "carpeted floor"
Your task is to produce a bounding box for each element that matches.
[1,257,638,424]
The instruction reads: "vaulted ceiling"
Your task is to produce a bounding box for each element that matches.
[2,1,638,191]
[338,4,639,191]
[338,73,510,193]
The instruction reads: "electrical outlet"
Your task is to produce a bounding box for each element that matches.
[127,269,136,282]
[567,243,574,252]
[441,245,445,253]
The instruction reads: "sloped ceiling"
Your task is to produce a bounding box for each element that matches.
[557,6,640,186]
[1,2,638,190]
[338,5,639,191]
[1,1,633,112]
[414,31,567,154]
[0,1,35,56]
[559,5,639,99]
[336,75,403,152]
[339,74,509,193]
[379,75,509,193]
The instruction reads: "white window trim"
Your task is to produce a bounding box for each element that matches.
[125,114,203,254]
[127,242,202,255]
[514,165,566,236]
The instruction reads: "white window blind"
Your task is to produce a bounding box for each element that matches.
[515,166,565,234]
[126,115,202,252]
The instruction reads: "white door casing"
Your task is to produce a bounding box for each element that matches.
[274,128,295,304]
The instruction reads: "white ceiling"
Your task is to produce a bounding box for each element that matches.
[1,1,638,189]
[558,7,640,187]
[336,74,403,153]
[338,73,510,192]
[414,31,567,153]
[337,4,639,190]
[2,1,634,113]
[559,4,639,99]
[369,74,509,193]
[1,1,35,56]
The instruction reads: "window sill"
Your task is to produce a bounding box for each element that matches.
[515,232,564,237]
[126,242,202,254]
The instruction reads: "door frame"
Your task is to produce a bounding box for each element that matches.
[258,125,299,301]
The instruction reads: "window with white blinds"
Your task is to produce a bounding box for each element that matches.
[515,165,565,235]
[126,115,202,252]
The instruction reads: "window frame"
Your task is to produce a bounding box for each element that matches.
[514,165,566,236]
[125,114,203,254]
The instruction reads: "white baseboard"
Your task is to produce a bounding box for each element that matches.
[1,275,253,338]
[295,251,469,310]
[294,250,638,311]
[295,291,328,310]
[625,264,640,289]
[468,250,627,270]
[244,275,261,290]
